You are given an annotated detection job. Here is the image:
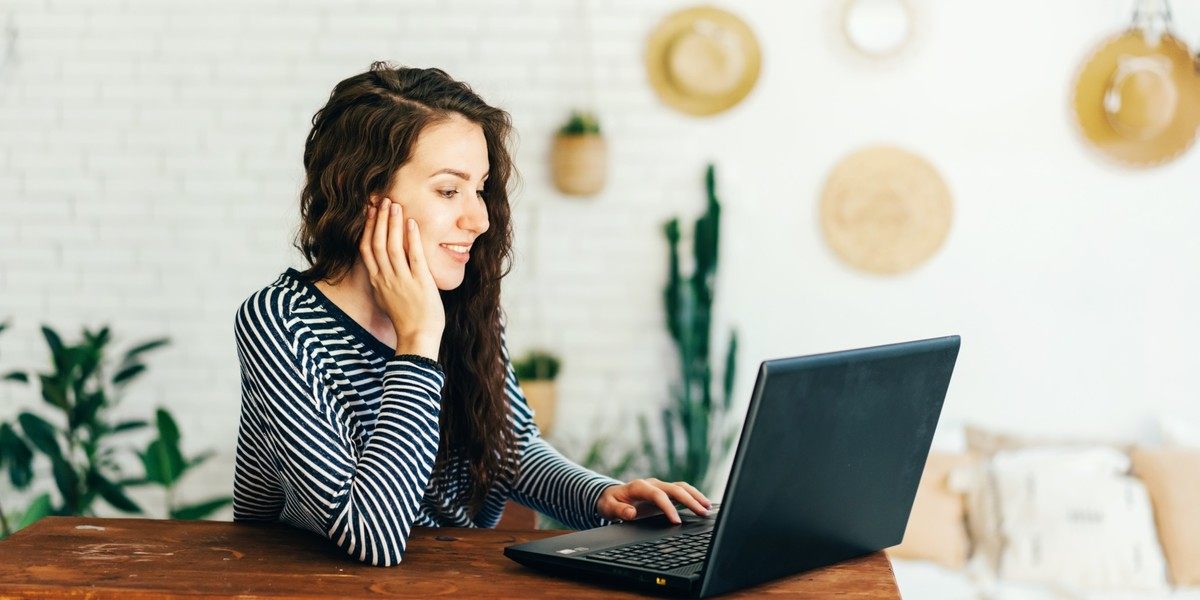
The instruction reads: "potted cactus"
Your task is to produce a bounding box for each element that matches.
[550,110,607,197]
[639,163,739,494]
[513,350,562,437]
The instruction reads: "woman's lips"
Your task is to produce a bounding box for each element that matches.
[440,244,470,263]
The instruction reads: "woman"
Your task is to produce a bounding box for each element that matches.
[232,62,711,567]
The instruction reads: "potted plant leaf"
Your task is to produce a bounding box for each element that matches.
[513,350,561,437]
[550,109,607,197]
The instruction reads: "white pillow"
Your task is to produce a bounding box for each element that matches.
[989,447,1169,593]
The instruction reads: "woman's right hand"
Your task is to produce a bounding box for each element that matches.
[359,197,445,361]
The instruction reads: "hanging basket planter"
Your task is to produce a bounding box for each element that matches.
[513,350,561,437]
[520,380,558,436]
[550,110,607,197]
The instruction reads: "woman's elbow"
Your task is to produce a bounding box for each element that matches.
[339,538,408,567]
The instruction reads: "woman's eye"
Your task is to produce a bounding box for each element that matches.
[439,189,457,198]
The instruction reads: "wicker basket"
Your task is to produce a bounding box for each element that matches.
[550,133,607,197]
[520,380,558,437]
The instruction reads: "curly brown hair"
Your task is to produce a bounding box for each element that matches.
[292,62,517,516]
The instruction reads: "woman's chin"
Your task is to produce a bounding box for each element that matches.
[433,270,466,291]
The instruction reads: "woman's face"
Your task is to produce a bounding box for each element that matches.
[376,113,491,291]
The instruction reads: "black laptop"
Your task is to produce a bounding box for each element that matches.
[504,336,960,597]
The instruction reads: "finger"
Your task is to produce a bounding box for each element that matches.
[674,481,713,509]
[359,204,379,277]
[637,481,681,524]
[373,198,394,276]
[405,218,430,279]
[660,481,709,516]
[387,202,411,277]
[610,501,638,521]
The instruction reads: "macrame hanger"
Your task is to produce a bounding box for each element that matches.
[1130,0,1172,44]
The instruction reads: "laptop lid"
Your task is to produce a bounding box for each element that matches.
[697,336,960,598]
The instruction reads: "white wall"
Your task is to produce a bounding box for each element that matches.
[1,0,1198,518]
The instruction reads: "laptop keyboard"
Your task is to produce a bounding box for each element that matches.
[586,530,712,571]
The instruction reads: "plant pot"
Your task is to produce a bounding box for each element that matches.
[550,133,607,197]
[520,380,557,437]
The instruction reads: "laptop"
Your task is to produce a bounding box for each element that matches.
[504,336,960,597]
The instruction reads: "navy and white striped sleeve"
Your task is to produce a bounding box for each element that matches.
[501,331,623,530]
[232,286,444,567]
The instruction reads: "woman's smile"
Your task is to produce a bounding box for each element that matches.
[440,243,471,263]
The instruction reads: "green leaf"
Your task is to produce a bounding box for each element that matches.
[111,364,146,386]
[16,493,53,529]
[17,412,60,458]
[3,371,28,383]
[38,374,68,411]
[722,330,738,410]
[122,338,169,363]
[140,448,162,486]
[41,326,69,373]
[70,391,106,431]
[0,424,34,489]
[51,455,80,510]
[187,449,214,471]
[144,439,185,486]
[112,420,149,433]
[93,472,142,513]
[169,496,232,520]
[75,344,103,386]
[155,409,180,446]
[0,422,17,465]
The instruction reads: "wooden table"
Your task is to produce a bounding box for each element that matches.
[0,517,901,598]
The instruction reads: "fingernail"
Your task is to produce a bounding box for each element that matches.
[408,219,416,230]
[390,205,398,215]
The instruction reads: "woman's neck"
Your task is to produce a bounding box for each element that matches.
[315,262,397,347]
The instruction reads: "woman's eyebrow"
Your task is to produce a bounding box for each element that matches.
[429,168,489,181]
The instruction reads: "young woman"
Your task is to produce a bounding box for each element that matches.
[232,62,711,567]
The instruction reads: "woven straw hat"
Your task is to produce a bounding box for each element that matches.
[1072,30,1200,167]
[644,5,762,117]
[819,146,953,275]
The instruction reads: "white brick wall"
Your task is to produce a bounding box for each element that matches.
[3,0,1200,522]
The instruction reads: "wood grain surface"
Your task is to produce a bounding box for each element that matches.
[0,517,900,599]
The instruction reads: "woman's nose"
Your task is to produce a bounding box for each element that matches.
[461,199,489,236]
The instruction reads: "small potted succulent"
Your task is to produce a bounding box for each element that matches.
[513,350,561,437]
[550,110,607,197]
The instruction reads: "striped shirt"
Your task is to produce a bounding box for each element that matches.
[232,268,621,566]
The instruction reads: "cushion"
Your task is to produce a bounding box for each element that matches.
[1131,448,1200,586]
[987,447,1169,592]
[965,424,1134,457]
[886,452,976,568]
[948,457,1004,571]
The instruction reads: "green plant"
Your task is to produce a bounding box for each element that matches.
[132,408,231,520]
[513,350,561,381]
[0,322,231,539]
[0,321,49,538]
[557,109,601,136]
[639,163,739,493]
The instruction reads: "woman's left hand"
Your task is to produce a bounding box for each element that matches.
[596,478,713,524]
